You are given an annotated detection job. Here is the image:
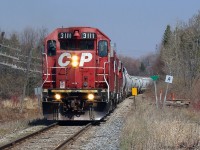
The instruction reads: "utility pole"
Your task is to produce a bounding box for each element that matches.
[20,48,33,113]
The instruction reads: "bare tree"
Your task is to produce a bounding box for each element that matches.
[159,11,200,99]
[0,27,48,111]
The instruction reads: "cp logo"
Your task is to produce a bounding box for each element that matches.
[58,52,93,67]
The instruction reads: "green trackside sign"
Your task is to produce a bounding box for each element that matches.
[150,75,159,81]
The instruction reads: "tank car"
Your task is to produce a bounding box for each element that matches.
[130,76,152,93]
[140,77,153,92]
[122,68,135,96]
[42,27,124,120]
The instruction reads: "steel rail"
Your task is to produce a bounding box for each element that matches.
[0,122,58,150]
[54,123,92,150]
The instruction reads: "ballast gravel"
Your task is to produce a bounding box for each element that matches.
[67,96,136,150]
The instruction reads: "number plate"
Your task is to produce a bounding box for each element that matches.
[81,32,96,39]
[58,32,72,39]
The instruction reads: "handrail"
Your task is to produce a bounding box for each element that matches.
[81,66,104,69]
[41,53,48,88]
[43,74,56,76]
[47,66,104,69]
[45,81,55,82]
[104,62,109,103]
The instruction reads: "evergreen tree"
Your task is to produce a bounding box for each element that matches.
[162,25,172,47]
[140,62,146,72]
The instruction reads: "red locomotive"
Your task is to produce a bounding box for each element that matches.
[42,27,125,120]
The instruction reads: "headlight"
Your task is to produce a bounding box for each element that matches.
[72,55,79,67]
[55,94,61,100]
[72,61,79,67]
[72,55,78,61]
[88,94,94,100]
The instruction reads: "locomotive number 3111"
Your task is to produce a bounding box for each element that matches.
[58,32,96,39]
[81,32,96,39]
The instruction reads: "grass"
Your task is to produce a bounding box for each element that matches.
[1,95,200,149]
[120,95,200,150]
[0,97,43,139]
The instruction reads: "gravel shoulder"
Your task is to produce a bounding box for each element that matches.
[67,95,139,150]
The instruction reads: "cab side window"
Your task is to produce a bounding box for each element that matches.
[98,40,108,57]
[47,40,56,56]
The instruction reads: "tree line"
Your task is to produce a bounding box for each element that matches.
[5,15,200,102]
[159,11,200,102]
[0,27,48,99]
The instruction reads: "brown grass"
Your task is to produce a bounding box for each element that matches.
[0,97,42,138]
[120,95,200,150]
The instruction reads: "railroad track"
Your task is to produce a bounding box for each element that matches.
[0,121,95,150]
[54,122,92,150]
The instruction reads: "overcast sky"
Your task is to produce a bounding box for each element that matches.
[0,0,200,58]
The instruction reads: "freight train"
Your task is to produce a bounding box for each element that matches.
[42,27,152,121]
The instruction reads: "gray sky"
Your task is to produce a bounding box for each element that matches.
[0,0,200,58]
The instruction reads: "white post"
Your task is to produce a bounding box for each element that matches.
[154,81,158,109]
[163,83,169,107]
[159,90,162,105]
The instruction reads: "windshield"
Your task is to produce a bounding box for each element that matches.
[60,39,94,50]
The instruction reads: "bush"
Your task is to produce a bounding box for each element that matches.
[120,95,200,150]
